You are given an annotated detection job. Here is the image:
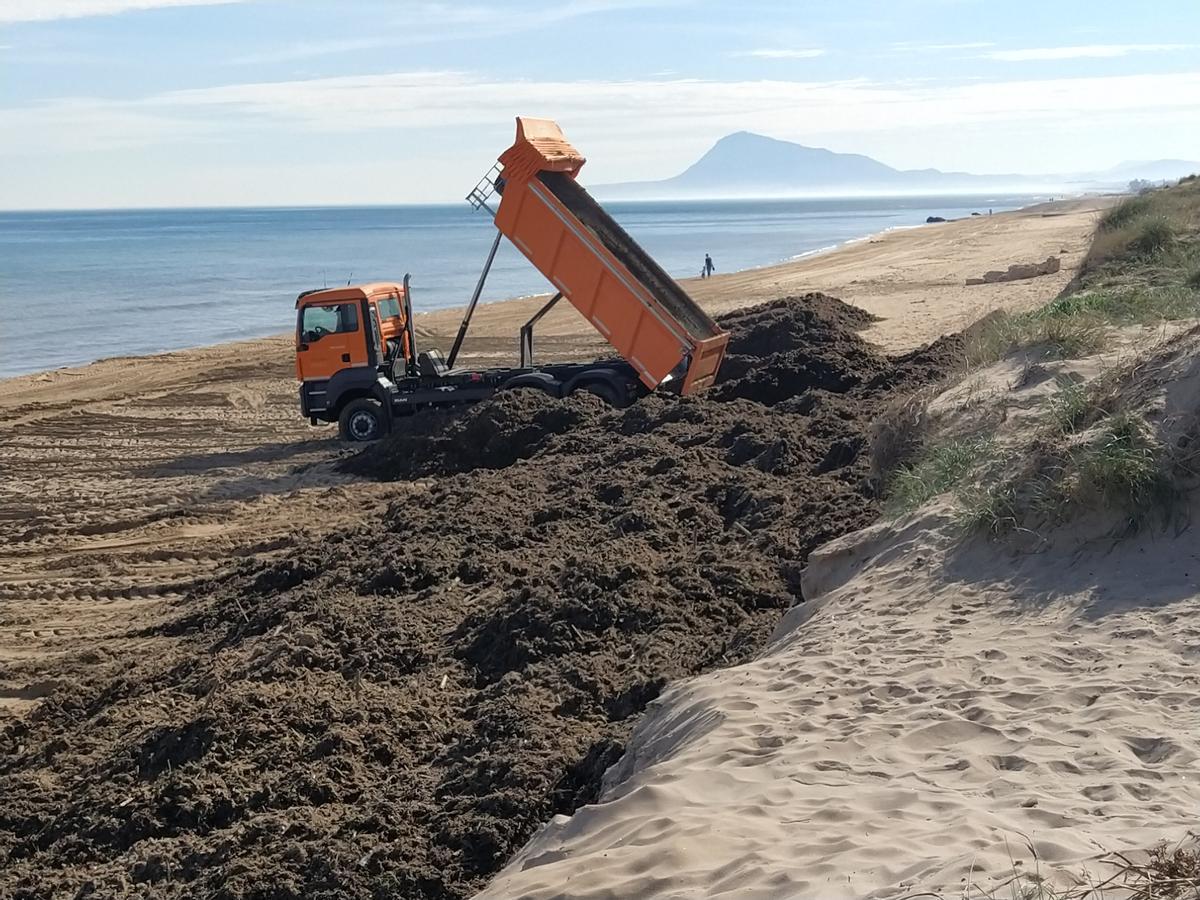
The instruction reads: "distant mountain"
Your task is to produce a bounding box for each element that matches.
[595,132,1032,199]
[592,132,1199,200]
[663,132,903,189]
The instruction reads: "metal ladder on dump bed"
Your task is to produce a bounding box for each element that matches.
[466,164,502,214]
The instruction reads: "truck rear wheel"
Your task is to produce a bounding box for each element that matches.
[574,380,623,408]
[339,398,388,442]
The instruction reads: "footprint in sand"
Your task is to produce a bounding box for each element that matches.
[991,754,1035,772]
[1125,735,1184,765]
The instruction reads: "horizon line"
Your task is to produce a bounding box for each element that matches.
[0,188,1114,215]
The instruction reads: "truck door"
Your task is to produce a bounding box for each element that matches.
[373,292,411,370]
[367,301,385,363]
[296,301,369,381]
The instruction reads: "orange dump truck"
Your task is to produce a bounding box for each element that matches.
[295,117,729,441]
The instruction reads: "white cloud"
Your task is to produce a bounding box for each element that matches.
[0,0,246,23]
[890,41,995,51]
[224,0,685,64]
[118,69,1199,139]
[732,48,826,59]
[7,67,1190,164]
[984,43,1193,61]
[0,97,218,150]
[395,0,686,31]
[4,68,1199,203]
[227,38,393,66]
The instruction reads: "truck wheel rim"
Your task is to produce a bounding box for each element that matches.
[350,411,378,440]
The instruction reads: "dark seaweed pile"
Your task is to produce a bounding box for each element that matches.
[0,294,962,899]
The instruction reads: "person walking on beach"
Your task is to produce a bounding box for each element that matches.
[704,253,715,278]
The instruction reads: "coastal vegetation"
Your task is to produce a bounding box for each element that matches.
[962,177,1200,368]
[881,177,1200,535]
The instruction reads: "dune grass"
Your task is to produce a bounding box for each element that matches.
[885,438,994,515]
[882,364,1184,538]
[955,404,1177,538]
[898,839,1200,899]
[1036,284,1200,323]
[1047,382,1091,435]
[963,309,1106,367]
[956,480,1020,537]
[1058,414,1174,527]
[1084,179,1200,276]
[1128,216,1178,257]
[879,178,1200,527]
[869,386,940,483]
[964,284,1200,368]
[1100,194,1156,231]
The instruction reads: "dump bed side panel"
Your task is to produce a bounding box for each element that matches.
[495,178,692,388]
[493,179,728,392]
[537,172,723,342]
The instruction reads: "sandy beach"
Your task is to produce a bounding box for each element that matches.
[4,197,1156,899]
[0,200,1103,682]
[11,0,1200,891]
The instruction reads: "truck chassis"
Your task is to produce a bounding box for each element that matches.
[299,278,645,441]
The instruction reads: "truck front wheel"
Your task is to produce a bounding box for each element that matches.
[338,398,388,442]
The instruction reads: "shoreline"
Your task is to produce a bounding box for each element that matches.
[0,197,1101,385]
[0,190,1090,216]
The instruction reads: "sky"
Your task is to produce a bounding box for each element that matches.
[1,0,1198,209]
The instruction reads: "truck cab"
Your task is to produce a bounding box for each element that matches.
[295,281,411,440]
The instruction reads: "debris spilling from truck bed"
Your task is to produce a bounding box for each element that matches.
[340,388,597,479]
[0,293,965,900]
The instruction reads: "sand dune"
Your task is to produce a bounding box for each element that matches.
[480,331,1200,900]
[482,506,1200,898]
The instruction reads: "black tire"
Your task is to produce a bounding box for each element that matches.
[338,398,388,442]
[574,380,622,408]
[500,374,561,397]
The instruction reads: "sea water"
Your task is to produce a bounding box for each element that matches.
[0,194,1047,377]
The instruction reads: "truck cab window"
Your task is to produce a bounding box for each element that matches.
[376,296,402,320]
[302,303,358,342]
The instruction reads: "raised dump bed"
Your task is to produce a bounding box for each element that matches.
[492,118,728,395]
